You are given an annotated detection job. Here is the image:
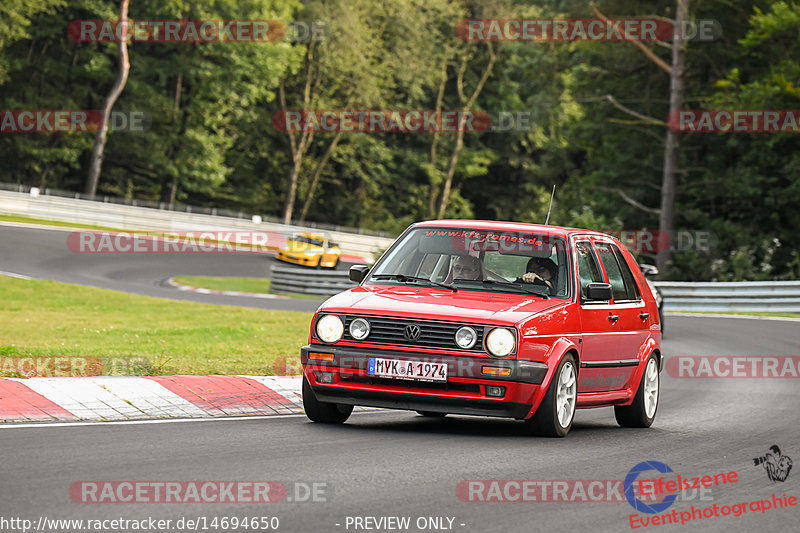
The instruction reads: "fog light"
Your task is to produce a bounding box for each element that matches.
[485,385,506,397]
[315,372,334,384]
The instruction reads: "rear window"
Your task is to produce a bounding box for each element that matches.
[595,242,640,301]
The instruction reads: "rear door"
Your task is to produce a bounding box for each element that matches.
[593,240,651,380]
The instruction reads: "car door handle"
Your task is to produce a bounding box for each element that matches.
[608,315,619,323]
[639,313,650,320]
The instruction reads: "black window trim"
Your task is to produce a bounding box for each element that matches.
[594,240,643,304]
[573,238,609,306]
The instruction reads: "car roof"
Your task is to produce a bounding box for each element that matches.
[413,219,611,239]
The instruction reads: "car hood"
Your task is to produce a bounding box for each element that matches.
[319,284,565,324]
[283,241,321,253]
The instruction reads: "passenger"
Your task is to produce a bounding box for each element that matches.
[452,255,484,281]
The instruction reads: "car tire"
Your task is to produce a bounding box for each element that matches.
[658,304,665,337]
[614,354,659,428]
[524,353,577,438]
[416,411,446,418]
[302,376,353,424]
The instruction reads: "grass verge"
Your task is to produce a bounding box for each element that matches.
[0,276,311,376]
[0,213,123,231]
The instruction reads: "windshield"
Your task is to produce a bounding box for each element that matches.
[288,236,325,247]
[367,227,570,298]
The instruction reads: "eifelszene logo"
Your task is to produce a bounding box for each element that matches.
[753,445,793,482]
[625,461,678,514]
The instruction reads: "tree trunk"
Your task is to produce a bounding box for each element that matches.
[656,0,688,276]
[282,155,303,224]
[436,129,465,219]
[427,58,448,219]
[281,44,316,225]
[436,43,496,218]
[84,0,130,199]
[299,131,342,223]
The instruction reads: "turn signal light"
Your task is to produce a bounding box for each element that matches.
[309,352,334,361]
[481,366,511,376]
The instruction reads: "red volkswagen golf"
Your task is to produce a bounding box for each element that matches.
[300,220,662,437]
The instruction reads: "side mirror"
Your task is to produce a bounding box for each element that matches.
[639,264,659,277]
[585,282,613,301]
[349,265,370,283]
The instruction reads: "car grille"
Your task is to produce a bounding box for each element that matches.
[342,316,485,352]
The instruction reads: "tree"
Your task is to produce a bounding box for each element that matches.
[84,0,130,198]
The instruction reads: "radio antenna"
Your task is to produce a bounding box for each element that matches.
[544,185,556,225]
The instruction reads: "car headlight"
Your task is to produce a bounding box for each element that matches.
[349,318,371,340]
[485,328,515,357]
[454,326,477,349]
[303,249,321,256]
[316,315,344,343]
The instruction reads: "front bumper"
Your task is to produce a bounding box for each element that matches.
[276,252,320,266]
[301,345,549,419]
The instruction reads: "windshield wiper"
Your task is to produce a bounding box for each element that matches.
[372,274,457,292]
[463,279,549,299]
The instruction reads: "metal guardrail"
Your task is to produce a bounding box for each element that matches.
[0,182,393,237]
[0,189,395,261]
[270,265,357,296]
[654,281,800,312]
[266,269,800,311]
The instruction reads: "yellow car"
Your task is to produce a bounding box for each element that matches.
[276,232,341,268]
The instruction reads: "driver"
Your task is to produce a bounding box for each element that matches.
[452,255,484,281]
[518,257,557,292]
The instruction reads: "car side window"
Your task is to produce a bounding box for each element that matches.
[595,242,639,301]
[613,246,641,300]
[575,241,603,301]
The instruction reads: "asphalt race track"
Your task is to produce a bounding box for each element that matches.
[1,317,798,532]
[0,224,332,312]
[1,223,799,532]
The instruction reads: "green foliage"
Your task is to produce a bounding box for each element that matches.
[1,0,799,280]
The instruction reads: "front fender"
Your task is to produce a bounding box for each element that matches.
[522,337,580,418]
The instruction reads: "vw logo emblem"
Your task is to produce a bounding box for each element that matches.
[403,324,421,341]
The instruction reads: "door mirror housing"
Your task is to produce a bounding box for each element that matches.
[639,263,659,277]
[349,265,370,283]
[585,282,613,301]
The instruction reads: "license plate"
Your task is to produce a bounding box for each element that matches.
[367,357,447,382]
